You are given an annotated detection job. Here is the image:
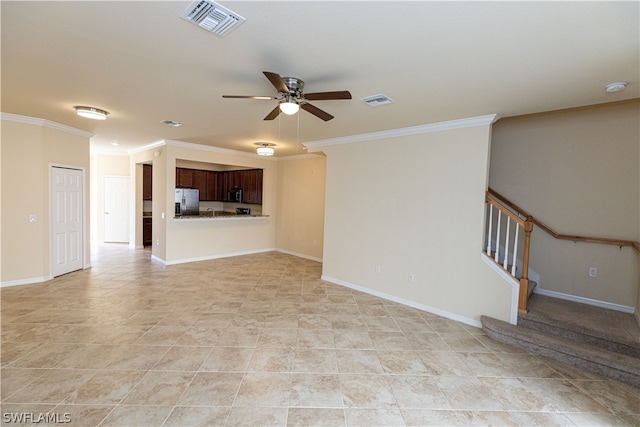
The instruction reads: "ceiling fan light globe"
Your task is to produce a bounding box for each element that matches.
[279,102,299,115]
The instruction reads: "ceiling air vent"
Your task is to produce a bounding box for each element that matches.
[360,94,394,107]
[180,0,246,37]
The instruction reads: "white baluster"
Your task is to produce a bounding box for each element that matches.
[487,204,493,255]
[511,224,520,276]
[495,211,501,263]
[503,217,511,269]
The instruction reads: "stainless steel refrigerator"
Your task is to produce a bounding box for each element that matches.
[175,188,199,216]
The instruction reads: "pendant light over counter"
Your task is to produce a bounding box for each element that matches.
[256,143,276,156]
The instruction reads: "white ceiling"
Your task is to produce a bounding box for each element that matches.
[2,1,638,157]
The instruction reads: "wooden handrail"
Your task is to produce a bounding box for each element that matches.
[488,188,640,252]
[484,193,534,313]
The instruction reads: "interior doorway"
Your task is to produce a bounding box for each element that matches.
[51,165,84,277]
[103,176,130,243]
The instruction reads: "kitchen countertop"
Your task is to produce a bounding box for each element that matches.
[174,213,269,221]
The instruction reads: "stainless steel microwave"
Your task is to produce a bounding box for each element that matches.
[228,189,243,203]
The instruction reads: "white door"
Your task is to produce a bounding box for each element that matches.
[52,166,83,277]
[104,176,130,242]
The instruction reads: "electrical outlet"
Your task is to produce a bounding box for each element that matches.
[588,267,598,278]
[156,239,160,246]
[408,274,415,282]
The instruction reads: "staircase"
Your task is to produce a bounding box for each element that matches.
[481,294,640,388]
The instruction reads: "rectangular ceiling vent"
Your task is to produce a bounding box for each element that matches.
[181,0,246,37]
[360,94,394,107]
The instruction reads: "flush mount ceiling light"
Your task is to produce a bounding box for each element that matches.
[605,82,628,93]
[74,106,108,120]
[255,143,276,156]
[279,95,300,115]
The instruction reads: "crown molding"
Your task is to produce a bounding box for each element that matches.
[0,112,94,138]
[304,114,500,150]
[130,139,317,161]
[127,139,168,155]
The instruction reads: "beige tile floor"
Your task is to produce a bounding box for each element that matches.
[1,243,639,426]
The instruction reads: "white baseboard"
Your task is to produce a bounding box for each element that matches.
[275,248,322,263]
[534,288,635,314]
[1,275,52,288]
[162,248,322,266]
[163,248,276,266]
[321,275,482,329]
[150,254,166,265]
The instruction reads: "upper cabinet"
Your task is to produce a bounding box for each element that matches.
[205,171,220,201]
[192,170,207,198]
[175,166,263,204]
[242,169,263,204]
[143,164,152,200]
[176,167,194,188]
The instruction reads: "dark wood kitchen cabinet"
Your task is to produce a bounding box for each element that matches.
[242,169,263,204]
[219,169,263,204]
[176,167,263,204]
[221,171,242,201]
[205,171,220,201]
[192,170,207,199]
[176,168,224,201]
[143,164,152,200]
[143,217,152,246]
[176,167,194,188]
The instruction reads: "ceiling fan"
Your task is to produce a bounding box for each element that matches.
[223,71,351,121]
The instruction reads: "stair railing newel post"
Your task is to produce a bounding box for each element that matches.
[519,215,534,313]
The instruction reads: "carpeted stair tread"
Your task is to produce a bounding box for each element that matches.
[521,295,640,357]
[481,315,640,388]
[517,315,640,358]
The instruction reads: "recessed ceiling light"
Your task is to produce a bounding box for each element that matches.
[74,106,108,120]
[110,141,119,146]
[162,120,183,127]
[605,82,627,93]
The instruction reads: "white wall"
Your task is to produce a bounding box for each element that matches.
[308,116,514,325]
[275,155,326,261]
[1,114,91,285]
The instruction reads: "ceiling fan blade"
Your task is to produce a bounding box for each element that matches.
[264,105,281,120]
[223,95,277,100]
[304,91,352,101]
[301,103,334,121]
[263,71,289,93]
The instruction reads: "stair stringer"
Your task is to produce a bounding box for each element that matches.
[481,252,519,325]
